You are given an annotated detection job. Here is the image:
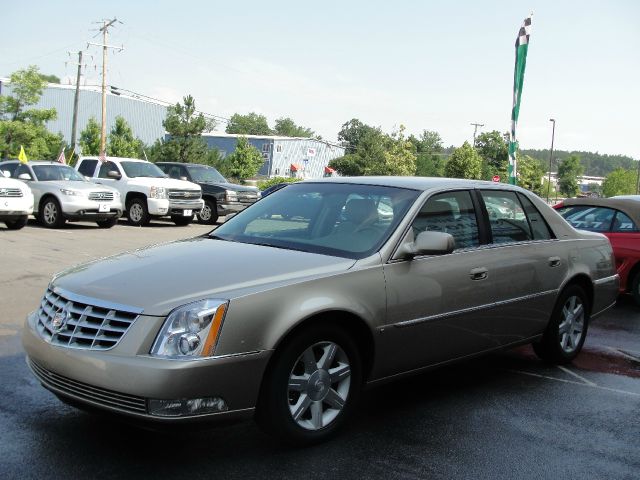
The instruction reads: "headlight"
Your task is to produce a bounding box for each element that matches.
[60,188,83,196]
[225,190,238,202]
[150,299,228,359]
[150,186,167,199]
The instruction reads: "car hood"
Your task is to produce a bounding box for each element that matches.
[198,181,258,192]
[33,180,118,192]
[126,177,201,191]
[52,236,356,316]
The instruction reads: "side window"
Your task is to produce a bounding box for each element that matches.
[517,193,554,240]
[412,191,479,249]
[612,211,638,232]
[77,159,98,177]
[14,164,32,179]
[98,161,120,178]
[167,166,182,179]
[558,206,614,232]
[1,163,19,177]
[480,190,532,243]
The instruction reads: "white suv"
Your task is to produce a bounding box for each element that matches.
[76,157,204,226]
[0,172,34,230]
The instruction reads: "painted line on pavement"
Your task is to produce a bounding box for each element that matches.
[605,346,640,363]
[557,365,597,386]
[507,369,640,398]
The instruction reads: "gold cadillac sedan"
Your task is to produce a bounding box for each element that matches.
[23,177,619,443]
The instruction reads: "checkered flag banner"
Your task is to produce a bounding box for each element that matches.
[508,14,532,185]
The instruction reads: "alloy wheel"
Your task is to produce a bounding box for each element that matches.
[199,203,212,222]
[129,203,143,222]
[558,295,585,354]
[287,341,351,431]
[43,201,58,225]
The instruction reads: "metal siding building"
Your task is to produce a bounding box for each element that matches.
[0,81,168,146]
[200,133,345,178]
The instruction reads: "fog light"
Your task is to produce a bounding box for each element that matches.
[148,397,228,417]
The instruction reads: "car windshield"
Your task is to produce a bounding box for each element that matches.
[211,182,420,259]
[32,165,86,182]
[188,165,227,183]
[121,161,166,178]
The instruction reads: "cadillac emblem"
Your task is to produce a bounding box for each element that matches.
[51,307,69,332]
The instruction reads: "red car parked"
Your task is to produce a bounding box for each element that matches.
[554,197,640,305]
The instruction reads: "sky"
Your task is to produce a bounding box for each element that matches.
[2,0,639,159]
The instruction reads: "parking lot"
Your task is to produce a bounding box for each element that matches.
[1,219,639,479]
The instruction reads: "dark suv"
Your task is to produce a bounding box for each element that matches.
[156,162,260,224]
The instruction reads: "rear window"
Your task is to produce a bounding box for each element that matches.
[558,205,638,233]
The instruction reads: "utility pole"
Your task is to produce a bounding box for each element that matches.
[69,50,84,157]
[471,123,484,147]
[88,18,123,156]
[547,119,556,203]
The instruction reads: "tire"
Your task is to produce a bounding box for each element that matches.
[38,197,65,228]
[126,198,150,226]
[533,285,590,364]
[197,199,218,225]
[5,216,28,230]
[96,217,118,229]
[631,272,640,307]
[255,323,362,444]
[171,214,193,226]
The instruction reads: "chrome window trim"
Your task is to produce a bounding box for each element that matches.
[594,274,619,286]
[390,289,558,329]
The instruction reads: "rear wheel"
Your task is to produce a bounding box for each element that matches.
[127,198,150,226]
[533,285,589,364]
[39,197,65,228]
[171,214,193,226]
[256,323,362,444]
[5,216,28,230]
[631,272,640,307]
[96,217,118,229]
[197,199,218,224]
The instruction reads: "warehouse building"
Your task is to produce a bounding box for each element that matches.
[0,80,345,178]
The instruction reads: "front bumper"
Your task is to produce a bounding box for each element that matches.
[217,201,254,216]
[22,311,271,422]
[60,196,122,220]
[0,195,34,216]
[168,199,204,216]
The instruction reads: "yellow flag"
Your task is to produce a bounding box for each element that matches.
[18,145,28,164]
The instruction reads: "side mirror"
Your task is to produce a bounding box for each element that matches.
[107,170,121,179]
[180,176,188,181]
[399,231,455,258]
[18,173,32,181]
[1,170,10,178]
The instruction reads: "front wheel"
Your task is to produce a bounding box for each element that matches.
[197,199,218,225]
[39,197,65,228]
[533,285,589,364]
[126,198,150,226]
[256,323,362,444]
[5,216,28,230]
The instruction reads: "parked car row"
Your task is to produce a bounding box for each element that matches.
[0,157,260,229]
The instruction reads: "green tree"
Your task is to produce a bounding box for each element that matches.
[226,112,271,135]
[445,141,482,179]
[329,126,416,176]
[273,117,314,137]
[79,117,101,156]
[221,136,264,182]
[0,65,61,160]
[517,154,545,195]
[337,118,378,152]
[557,154,584,198]
[107,116,144,158]
[410,130,445,177]
[148,95,215,164]
[39,74,61,84]
[602,168,637,197]
[476,130,509,180]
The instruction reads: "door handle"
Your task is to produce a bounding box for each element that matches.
[548,256,561,267]
[469,267,488,281]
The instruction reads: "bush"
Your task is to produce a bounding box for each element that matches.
[258,177,302,190]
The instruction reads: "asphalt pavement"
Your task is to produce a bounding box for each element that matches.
[1,219,638,479]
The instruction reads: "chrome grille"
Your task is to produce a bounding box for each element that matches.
[168,189,201,200]
[88,191,114,201]
[0,188,23,197]
[28,359,147,414]
[36,288,138,351]
[237,191,259,203]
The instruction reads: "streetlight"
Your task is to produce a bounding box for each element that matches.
[547,118,556,202]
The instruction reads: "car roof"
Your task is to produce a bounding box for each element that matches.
[82,156,147,163]
[156,162,214,168]
[558,197,640,226]
[301,176,528,192]
[0,160,66,166]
